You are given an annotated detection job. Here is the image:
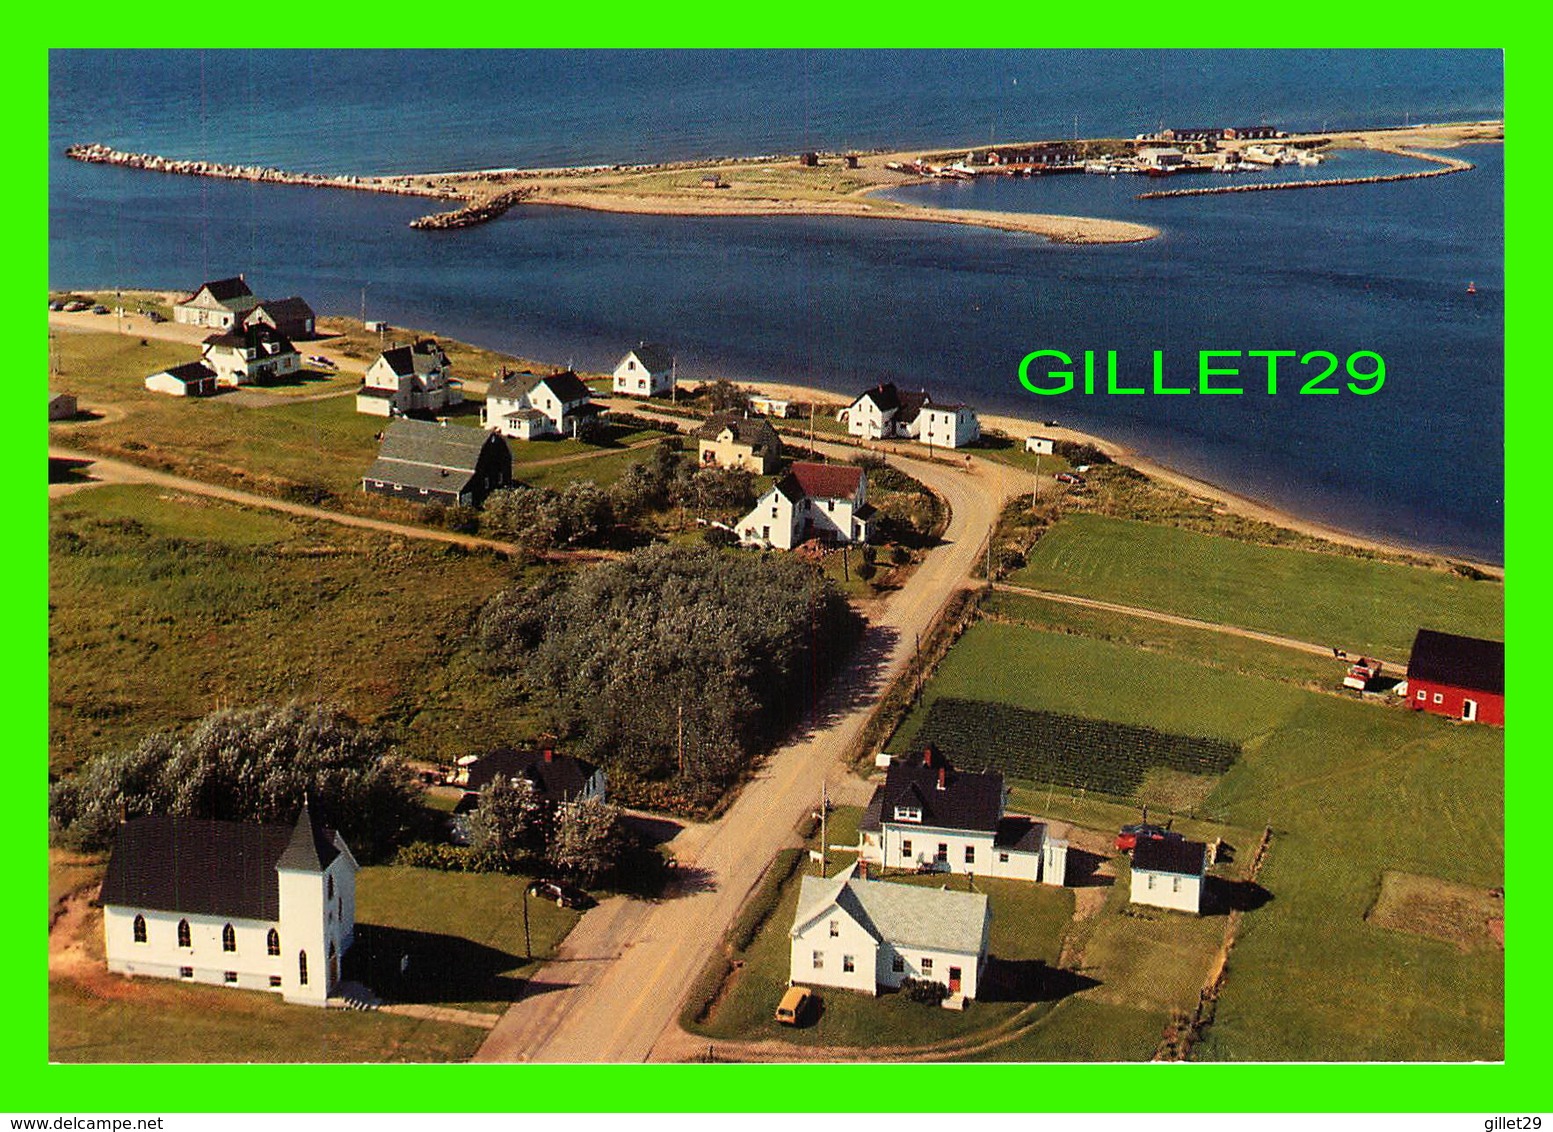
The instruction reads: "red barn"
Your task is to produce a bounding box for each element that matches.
[1405,628,1504,726]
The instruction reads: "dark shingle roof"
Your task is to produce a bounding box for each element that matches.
[993,816,1045,852]
[858,750,1004,835]
[487,371,541,400]
[532,371,593,403]
[1132,836,1207,877]
[202,325,296,354]
[100,809,343,921]
[161,361,218,383]
[251,296,315,321]
[854,382,901,413]
[465,747,599,802]
[363,418,503,493]
[194,277,255,303]
[623,344,674,373]
[1407,629,1505,695]
[276,804,341,873]
[378,340,448,378]
[695,412,782,455]
[896,389,931,427]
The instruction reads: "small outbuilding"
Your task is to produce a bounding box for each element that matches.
[48,392,78,420]
[361,418,512,506]
[1405,628,1505,725]
[145,361,220,397]
[1129,837,1207,914]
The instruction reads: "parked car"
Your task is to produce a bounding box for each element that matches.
[62,300,88,312]
[48,300,65,311]
[307,354,336,368]
[1055,472,1086,485]
[1115,823,1184,852]
[531,878,594,909]
[90,304,109,315]
[145,310,167,323]
[774,985,815,1025]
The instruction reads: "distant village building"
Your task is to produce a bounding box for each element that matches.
[144,361,220,397]
[748,395,794,418]
[48,392,78,420]
[1129,837,1208,914]
[1162,127,1224,143]
[1223,125,1280,140]
[1137,147,1187,170]
[799,152,820,167]
[99,805,356,1007]
[173,276,260,330]
[361,418,512,506]
[200,326,300,387]
[918,402,980,449]
[1025,436,1056,455]
[841,382,981,448]
[356,339,461,417]
[243,296,317,340]
[460,746,607,804]
[858,745,1068,885]
[1405,628,1505,725]
[695,412,783,474]
[789,862,990,1000]
[612,344,676,398]
[482,370,604,439]
[843,154,860,169]
[737,461,873,550]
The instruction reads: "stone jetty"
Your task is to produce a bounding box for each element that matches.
[1137,146,1473,200]
[408,187,536,230]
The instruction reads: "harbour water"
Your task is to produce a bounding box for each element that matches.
[47,50,1505,561]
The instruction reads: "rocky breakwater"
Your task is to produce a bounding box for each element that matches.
[408,186,537,230]
[1136,146,1474,200]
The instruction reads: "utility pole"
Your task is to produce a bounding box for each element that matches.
[819,782,829,876]
[522,883,533,959]
[1033,451,1042,507]
[677,701,685,776]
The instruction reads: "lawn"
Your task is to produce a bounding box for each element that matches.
[48,484,528,774]
[1006,513,1503,657]
[892,615,1503,1060]
[48,861,570,1062]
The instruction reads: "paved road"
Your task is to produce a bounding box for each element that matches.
[473,446,1025,1063]
[991,581,1407,668]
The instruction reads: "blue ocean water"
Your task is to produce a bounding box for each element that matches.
[47,50,1505,560]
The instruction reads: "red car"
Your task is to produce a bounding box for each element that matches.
[1114,823,1183,852]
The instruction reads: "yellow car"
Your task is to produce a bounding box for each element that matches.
[774,985,815,1026]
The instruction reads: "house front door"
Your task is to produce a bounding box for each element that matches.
[948,967,962,993]
[1462,698,1478,722]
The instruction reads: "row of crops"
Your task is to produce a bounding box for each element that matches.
[910,697,1240,797]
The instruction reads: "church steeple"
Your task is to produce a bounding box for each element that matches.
[276,799,339,873]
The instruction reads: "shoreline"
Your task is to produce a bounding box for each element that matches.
[726,376,1504,575]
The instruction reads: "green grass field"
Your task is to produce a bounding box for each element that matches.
[893,615,1504,1060]
[1006,514,1503,657]
[48,485,532,774]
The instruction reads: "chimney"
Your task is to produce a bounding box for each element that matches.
[542,747,554,763]
[937,767,947,791]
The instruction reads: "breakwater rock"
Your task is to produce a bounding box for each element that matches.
[408,187,536,229]
[1137,147,1473,200]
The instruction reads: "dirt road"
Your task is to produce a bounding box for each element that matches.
[473,447,1024,1063]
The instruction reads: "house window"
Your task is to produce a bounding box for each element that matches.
[132,914,147,943]
[901,839,913,857]
[1433,693,1444,704]
[812,950,824,970]
[222,923,236,952]
[1147,875,1156,890]
[829,920,839,937]
[269,975,283,988]
[327,876,335,901]
[299,951,308,986]
[1416,690,1427,701]
[224,971,238,985]
[267,928,280,957]
[843,955,855,973]
[964,845,976,865]
[1172,876,1181,893]
[893,806,921,822]
[179,967,194,979]
[921,958,933,975]
[826,500,835,512]
[998,852,1010,864]
[177,919,191,948]
[936,843,948,863]
[892,955,905,973]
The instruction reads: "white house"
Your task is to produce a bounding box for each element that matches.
[173,276,259,330]
[612,344,676,397]
[99,805,357,1007]
[749,396,794,418]
[736,461,874,550]
[356,339,461,417]
[917,402,980,449]
[789,862,990,1000]
[1129,836,1208,914]
[1137,147,1187,170]
[482,370,604,439]
[858,745,1067,886]
[1025,436,1056,455]
[145,361,220,397]
[201,326,300,387]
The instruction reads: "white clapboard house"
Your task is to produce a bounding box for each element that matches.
[736,461,874,550]
[1128,836,1208,914]
[612,344,676,397]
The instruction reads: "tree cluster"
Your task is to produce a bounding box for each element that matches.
[477,545,861,811]
[49,703,424,861]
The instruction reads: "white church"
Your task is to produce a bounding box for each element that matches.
[99,804,358,1007]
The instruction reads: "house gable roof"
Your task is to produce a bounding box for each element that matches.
[250,296,315,322]
[782,461,864,502]
[159,361,219,384]
[622,344,674,374]
[188,276,255,304]
[531,371,593,404]
[465,747,600,802]
[276,803,341,873]
[487,371,540,401]
[202,325,297,354]
[1131,836,1208,877]
[695,412,782,455]
[793,865,989,955]
[852,382,901,414]
[377,340,448,379]
[1407,629,1505,695]
[100,810,347,921]
[364,418,504,493]
[859,749,1004,835]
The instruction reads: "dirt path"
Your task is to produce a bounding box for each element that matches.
[474,445,1026,1063]
[991,581,1409,669]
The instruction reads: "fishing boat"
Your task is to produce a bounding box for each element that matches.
[1467,281,1477,294]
